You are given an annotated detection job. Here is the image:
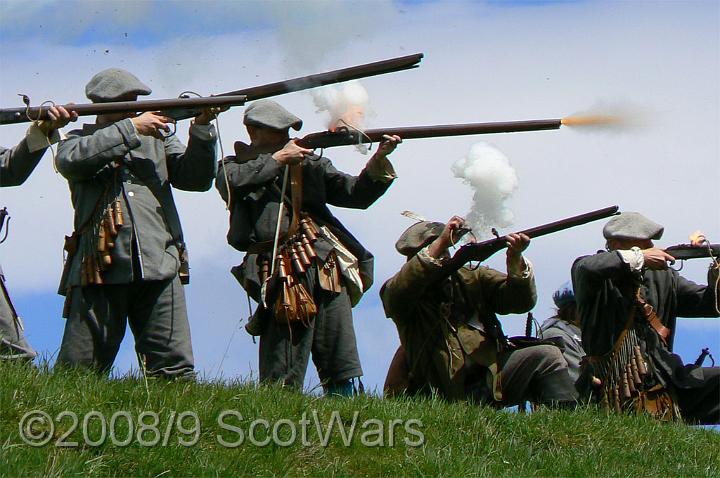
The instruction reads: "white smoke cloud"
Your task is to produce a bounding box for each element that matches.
[311,80,373,153]
[451,142,519,239]
[312,80,371,129]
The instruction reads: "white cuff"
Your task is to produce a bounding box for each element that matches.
[417,246,445,267]
[619,247,644,272]
[509,257,533,280]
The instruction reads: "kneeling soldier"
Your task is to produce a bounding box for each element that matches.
[382,216,577,406]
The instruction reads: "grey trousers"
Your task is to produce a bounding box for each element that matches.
[0,273,36,361]
[497,344,578,406]
[259,270,363,388]
[56,277,194,378]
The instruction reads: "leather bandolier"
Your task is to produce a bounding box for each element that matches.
[61,168,123,317]
[60,165,191,318]
[254,164,343,328]
[583,286,681,421]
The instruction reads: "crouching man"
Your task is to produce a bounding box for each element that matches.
[381,216,577,407]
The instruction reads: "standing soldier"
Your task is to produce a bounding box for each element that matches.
[382,216,577,406]
[573,212,719,423]
[217,99,400,395]
[55,68,219,378]
[1,106,76,361]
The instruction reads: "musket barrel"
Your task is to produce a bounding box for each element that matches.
[515,205,619,240]
[443,206,619,273]
[2,54,423,125]
[218,53,424,100]
[0,95,247,125]
[297,119,564,149]
[362,119,563,141]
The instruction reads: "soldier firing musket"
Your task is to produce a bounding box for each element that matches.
[381,214,579,407]
[572,212,720,424]
[1,104,77,362]
[216,99,402,396]
[54,67,224,378]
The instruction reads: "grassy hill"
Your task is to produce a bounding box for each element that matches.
[1,360,718,477]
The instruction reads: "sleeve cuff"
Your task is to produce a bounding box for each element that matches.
[25,123,60,153]
[115,118,142,149]
[618,247,644,272]
[365,155,397,183]
[417,246,445,268]
[509,257,534,280]
[189,122,217,141]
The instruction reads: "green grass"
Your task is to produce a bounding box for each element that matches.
[1,360,718,477]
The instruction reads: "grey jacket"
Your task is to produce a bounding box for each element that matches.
[0,125,60,187]
[217,144,393,300]
[539,317,584,383]
[572,250,719,388]
[56,118,217,292]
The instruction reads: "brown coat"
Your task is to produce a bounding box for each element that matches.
[381,250,536,401]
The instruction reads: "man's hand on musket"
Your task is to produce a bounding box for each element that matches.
[372,134,402,159]
[428,215,467,259]
[195,106,229,125]
[38,106,77,135]
[642,247,676,270]
[506,233,531,276]
[273,140,313,166]
[132,111,174,139]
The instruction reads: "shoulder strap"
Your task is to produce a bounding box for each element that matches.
[288,163,303,237]
[635,291,671,346]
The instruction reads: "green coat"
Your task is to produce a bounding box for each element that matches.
[381,251,537,401]
[56,119,217,292]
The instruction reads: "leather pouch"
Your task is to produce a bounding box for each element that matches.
[317,251,342,293]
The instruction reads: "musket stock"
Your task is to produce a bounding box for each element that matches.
[665,243,720,260]
[441,206,620,274]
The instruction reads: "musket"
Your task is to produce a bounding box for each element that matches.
[441,206,620,275]
[664,243,720,260]
[214,53,423,104]
[0,207,9,245]
[0,207,7,233]
[0,95,248,125]
[694,348,715,367]
[296,120,562,149]
[1,53,423,125]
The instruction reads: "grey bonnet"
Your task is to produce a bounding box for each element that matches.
[85,68,151,103]
[243,99,302,131]
[603,212,664,241]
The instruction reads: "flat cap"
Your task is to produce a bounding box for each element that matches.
[244,99,302,131]
[396,221,446,257]
[85,68,151,103]
[603,212,664,241]
[553,281,575,307]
